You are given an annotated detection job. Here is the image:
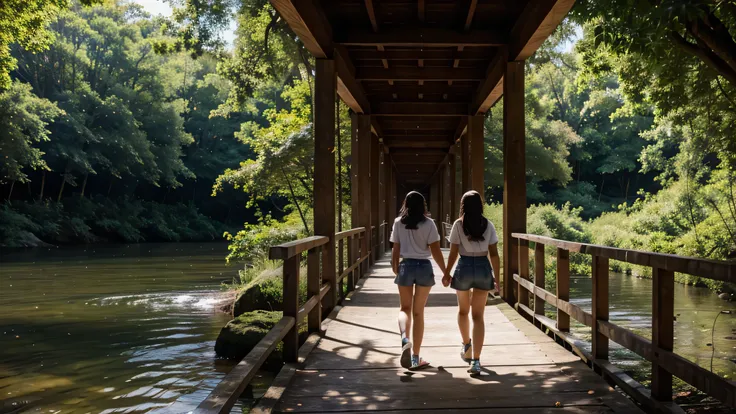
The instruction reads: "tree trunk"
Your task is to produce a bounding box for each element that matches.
[39,171,46,201]
[80,173,88,199]
[57,175,66,202]
[598,177,605,202]
[8,180,15,201]
[281,166,310,234]
[624,176,630,203]
[107,177,114,196]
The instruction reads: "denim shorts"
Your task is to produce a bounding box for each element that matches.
[395,258,435,287]
[451,255,494,291]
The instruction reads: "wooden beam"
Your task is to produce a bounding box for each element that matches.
[336,28,506,47]
[373,102,469,116]
[357,67,485,81]
[314,59,337,314]
[502,61,525,303]
[418,0,425,22]
[468,114,484,199]
[471,0,574,113]
[335,46,370,114]
[269,0,332,58]
[463,0,478,31]
[364,0,378,32]
[370,133,380,263]
[384,140,452,149]
[350,49,495,61]
[357,114,372,274]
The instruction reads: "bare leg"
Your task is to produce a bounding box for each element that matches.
[411,285,432,355]
[456,290,471,345]
[470,289,490,359]
[398,285,414,341]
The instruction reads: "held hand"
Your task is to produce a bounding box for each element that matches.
[442,274,452,287]
[495,280,500,292]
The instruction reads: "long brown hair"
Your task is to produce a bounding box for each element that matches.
[459,190,487,241]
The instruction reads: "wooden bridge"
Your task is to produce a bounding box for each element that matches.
[194,1,735,413]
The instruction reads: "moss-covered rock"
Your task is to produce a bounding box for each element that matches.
[232,266,308,317]
[215,310,283,361]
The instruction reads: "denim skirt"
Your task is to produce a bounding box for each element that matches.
[451,255,494,291]
[395,258,435,287]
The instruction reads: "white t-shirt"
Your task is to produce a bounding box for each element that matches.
[449,218,498,256]
[389,216,441,259]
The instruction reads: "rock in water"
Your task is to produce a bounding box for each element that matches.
[232,268,284,317]
[215,310,282,360]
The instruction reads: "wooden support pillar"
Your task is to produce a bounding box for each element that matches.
[357,114,372,274]
[442,165,451,245]
[448,150,456,221]
[389,157,397,222]
[430,175,440,224]
[314,59,337,314]
[350,112,361,279]
[283,254,299,362]
[461,133,470,193]
[384,150,393,250]
[370,133,380,263]
[592,255,609,360]
[454,142,462,216]
[307,247,321,333]
[468,114,485,200]
[652,267,674,400]
[556,248,570,331]
[378,146,386,255]
[502,61,526,303]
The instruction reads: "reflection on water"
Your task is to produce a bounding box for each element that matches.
[564,273,736,377]
[0,243,270,414]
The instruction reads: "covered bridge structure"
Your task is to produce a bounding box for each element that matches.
[194,1,736,413]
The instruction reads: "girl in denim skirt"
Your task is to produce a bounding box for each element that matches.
[442,190,501,376]
[390,191,447,370]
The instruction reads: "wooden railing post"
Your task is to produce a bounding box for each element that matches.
[283,255,300,362]
[592,255,609,360]
[347,235,355,293]
[338,238,345,299]
[556,248,570,331]
[307,247,321,334]
[517,238,529,309]
[652,267,674,401]
[534,242,545,318]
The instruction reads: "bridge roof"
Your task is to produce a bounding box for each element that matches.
[271,0,574,185]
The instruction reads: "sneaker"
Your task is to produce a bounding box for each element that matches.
[460,341,472,362]
[400,338,412,369]
[468,359,481,376]
[409,355,431,371]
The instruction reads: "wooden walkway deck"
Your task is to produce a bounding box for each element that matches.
[271,254,643,413]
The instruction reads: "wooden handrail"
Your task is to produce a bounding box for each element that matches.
[269,236,329,260]
[335,227,365,241]
[510,233,736,411]
[512,233,736,283]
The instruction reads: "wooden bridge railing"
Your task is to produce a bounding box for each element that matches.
[196,227,373,414]
[511,233,736,412]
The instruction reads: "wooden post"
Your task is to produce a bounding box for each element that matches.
[307,247,321,333]
[652,267,674,400]
[534,243,545,318]
[502,61,526,303]
[384,150,393,250]
[350,112,361,279]
[378,147,386,255]
[315,59,337,314]
[461,133,470,193]
[370,134,380,263]
[346,236,355,293]
[430,176,439,223]
[357,115,371,274]
[468,114,485,200]
[283,255,300,362]
[517,239,529,309]
[448,151,456,221]
[556,248,570,331]
[592,255,609,360]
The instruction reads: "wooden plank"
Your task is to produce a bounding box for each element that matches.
[357,114,372,274]
[652,267,674,401]
[195,317,294,414]
[350,48,494,60]
[306,246,321,333]
[471,47,507,114]
[509,0,576,60]
[557,298,593,328]
[657,346,736,408]
[315,59,337,316]
[463,0,479,30]
[335,46,371,114]
[373,102,469,116]
[597,320,653,361]
[512,233,736,283]
[356,67,486,81]
[592,255,609,360]
[268,0,331,57]
[269,236,329,260]
[364,0,378,32]
[468,114,484,199]
[336,27,506,47]
[557,247,570,331]
[385,140,453,149]
[502,61,525,302]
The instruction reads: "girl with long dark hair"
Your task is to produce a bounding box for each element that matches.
[390,191,447,370]
[442,190,500,376]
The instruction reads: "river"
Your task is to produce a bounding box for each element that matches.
[0,243,273,414]
[1,244,734,413]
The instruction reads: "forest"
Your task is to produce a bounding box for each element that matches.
[2,1,736,294]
